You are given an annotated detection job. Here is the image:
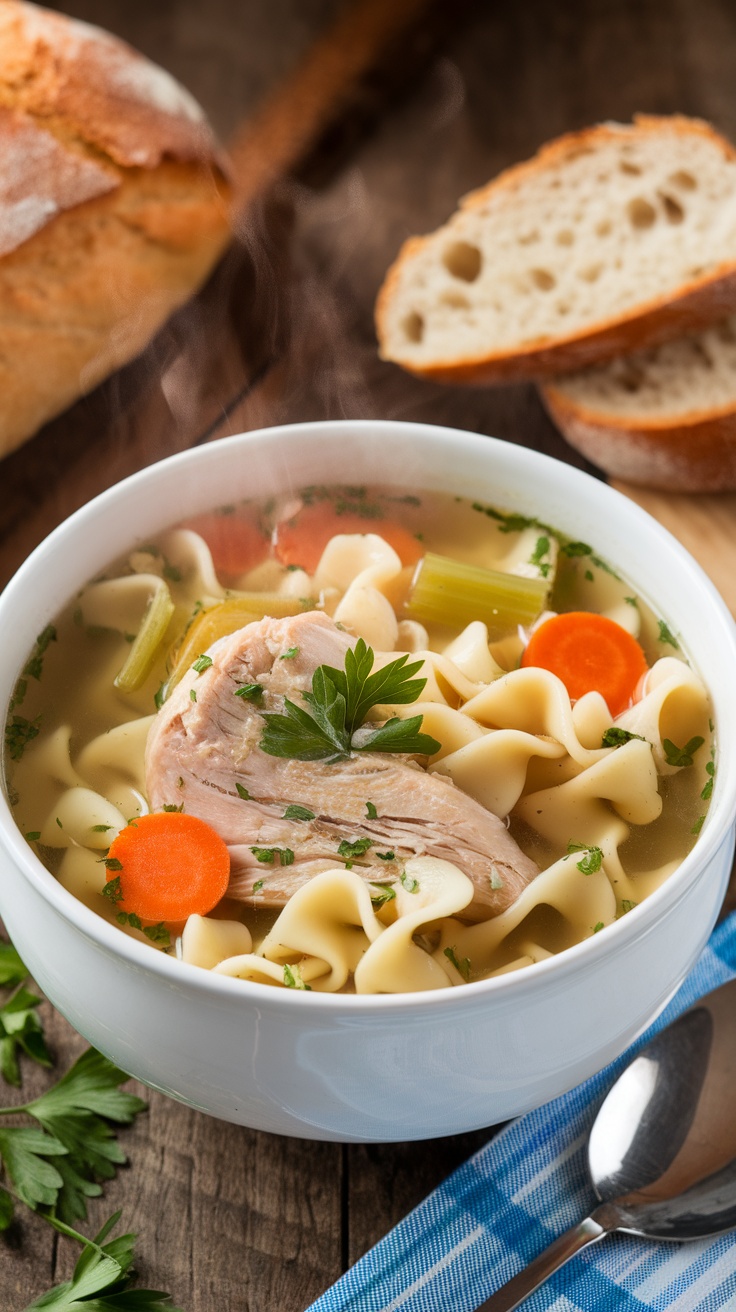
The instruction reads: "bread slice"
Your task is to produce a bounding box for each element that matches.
[0,0,232,459]
[375,116,736,384]
[540,317,736,491]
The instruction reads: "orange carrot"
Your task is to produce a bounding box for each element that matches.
[105,812,230,923]
[273,502,424,574]
[183,510,269,579]
[521,611,648,717]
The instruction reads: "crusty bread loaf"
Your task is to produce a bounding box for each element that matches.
[540,317,736,492]
[0,0,232,459]
[375,115,736,384]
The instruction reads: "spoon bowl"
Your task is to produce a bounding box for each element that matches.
[477,977,736,1310]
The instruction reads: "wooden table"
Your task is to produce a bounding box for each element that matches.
[2,1,736,1306]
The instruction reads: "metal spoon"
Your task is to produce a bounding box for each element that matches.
[475,977,736,1311]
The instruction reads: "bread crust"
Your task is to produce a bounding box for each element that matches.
[375,115,736,383]
[540,380,736,492]
[0,0,232,458]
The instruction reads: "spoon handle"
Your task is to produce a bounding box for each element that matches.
[472,1211,612,1312]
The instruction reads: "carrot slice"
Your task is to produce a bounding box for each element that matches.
[106,812,230,923]
[183,511,269,579]
[521,611,648,716]
[274,502,424,574]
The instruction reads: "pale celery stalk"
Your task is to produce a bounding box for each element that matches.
[405,552,549,634]
[114,581,175,692]
[165,594,317,697]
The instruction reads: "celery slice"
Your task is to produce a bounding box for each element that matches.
[114,582,175,692]
[405,552,549,635]
[165,595,316,698]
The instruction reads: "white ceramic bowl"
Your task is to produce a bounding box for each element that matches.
[1,421,735,1143]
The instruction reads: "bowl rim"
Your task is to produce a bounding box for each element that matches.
[2,417,736,1013]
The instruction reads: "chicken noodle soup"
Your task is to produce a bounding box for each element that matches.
[3,486,714,992]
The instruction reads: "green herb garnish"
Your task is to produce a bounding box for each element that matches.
[658,620,679,649]
[283,805,316,821]
[567,842,603,874]
[192,653,213,674]
[235,783,250,800]
[399,871,419,894]
[601,727,647,748]
[365,801,378,819]
[234,683,264,702]
[283,964,311,990]
[443,946,471,980]
[369,882,397,908]
[259,639,440,763]
[337,838,373,860]
[663,736,704,767]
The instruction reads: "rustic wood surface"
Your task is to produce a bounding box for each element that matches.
[2,0,736,1307]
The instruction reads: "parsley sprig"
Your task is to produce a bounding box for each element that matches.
[0,940,180,1310]
[260,638,441,762]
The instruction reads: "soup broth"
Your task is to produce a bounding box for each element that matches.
[3,485,713,992]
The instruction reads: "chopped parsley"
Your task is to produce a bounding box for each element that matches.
[369,882,397,908]
[283,964,311,990]
[235,783,251,800]
[280,646,299,660]
[376,850,395,861]
[365,801,378,820]
[192,653,213,674]
[250,846,294,866]
[444,946,471,980]
[101,875,123,904]
[253,879,265,893]
[235,683,264,702]
[190,689,197,703]
[620,899,638,915]
[283,804,316,821]
[601,727,647,748]
[162,803,184,813]
[663,735,704,767]
[658,620,679,649]
[592,922,604,934]
[338,837,373,859]
[400,871,419,894]
[567,842,603,874]
[4,715,41,761]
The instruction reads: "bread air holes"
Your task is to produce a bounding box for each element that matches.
[627,197,657,229]
[530,268,556,291]
[556,229,575,246]
[442,240,482,282]
[402,310,424,343]
[658,191,685,224]
[669,169,697,191]
[439,291,471,309]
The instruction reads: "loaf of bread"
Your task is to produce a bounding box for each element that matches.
[375,115,736,385]
[540,317,736,492]
[0,0,232,459]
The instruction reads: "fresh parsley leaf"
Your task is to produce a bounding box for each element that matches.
[283,805,316,821]
[376,850,395,861]
[0,984,52,1086]
[280,646,299,660]
[601,727,647,747]
[337,838,373,859]
[250,846,293,866]
[235,783,250,800]
[5,715,41,761]
[355,714,441,757]
[663,736,705,767]
[369,882,396,908]
[259,639,441,762]
[21,1211,184,1311]
[0,1125,67,1209]
[252,879,264,893]
[21,1050,146,1225]
[283,964,311,991]
[0,941,28,988]
[234,683,263,702]
[101,876,123,905]
[443,946,471,981]
[567,842,603,874]
[658,620,679,649]
[365,801,378,820]
[191,653,213,674]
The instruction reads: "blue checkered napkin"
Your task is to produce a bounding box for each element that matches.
[308,914,736,1312]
